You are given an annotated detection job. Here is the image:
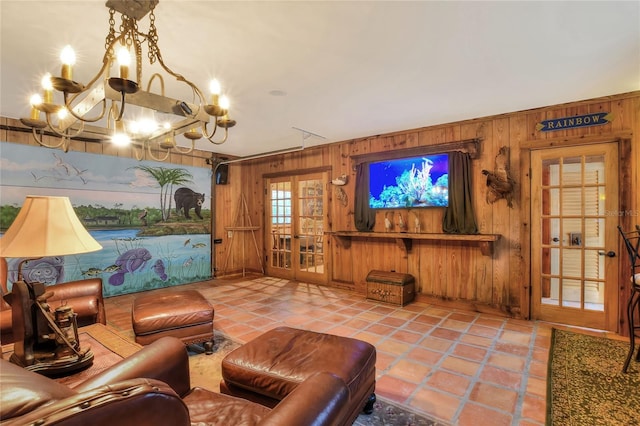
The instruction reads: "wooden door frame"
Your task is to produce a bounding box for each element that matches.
[263,171,330,284]
[520,132,632,333]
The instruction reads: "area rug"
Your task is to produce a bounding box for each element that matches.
[353,397,446,426]
[187,332,241,390]
[547,329,640,426]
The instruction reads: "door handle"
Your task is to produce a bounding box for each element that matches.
[552,237,559,242]
[606,251,616,258]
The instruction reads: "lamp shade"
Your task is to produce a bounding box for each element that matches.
[0,196,102,258]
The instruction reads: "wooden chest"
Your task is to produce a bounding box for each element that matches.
[366,270,415,306]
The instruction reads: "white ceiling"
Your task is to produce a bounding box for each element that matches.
[1,1,639,158]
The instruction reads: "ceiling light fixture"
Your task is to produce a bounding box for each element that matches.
[19,0,236,162]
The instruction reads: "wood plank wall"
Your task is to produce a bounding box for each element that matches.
[226,91,640,320]
[2,91,639,322]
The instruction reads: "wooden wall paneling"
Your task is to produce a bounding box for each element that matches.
[368,135,391,152]
[587,101,614,136]
[434,241,448,300]
[444,241,461,299]
[85,141,103,155]
[331,236,353,286]
[68,139,86,153]
[509,114,528,316]
[490,117,511,308]
[609,98,629,132]
[407,238,421,292]
[0,117,6,141]
[461,121,493,305]
[418,242,434,296]
[527,109,546,142]
[214,165,236,273]
[249,164,265,273]
[417,125,461,147]
[332,143,352,231]
[401,131,420,149]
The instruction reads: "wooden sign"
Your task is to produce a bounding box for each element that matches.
[536,112,613,132]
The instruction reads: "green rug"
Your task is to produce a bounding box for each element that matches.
[547,329,640,426]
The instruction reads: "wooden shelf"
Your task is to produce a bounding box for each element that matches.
[331,231,501,256]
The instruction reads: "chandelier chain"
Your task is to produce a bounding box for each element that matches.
[105,9,117,57]
[147,9,159,65]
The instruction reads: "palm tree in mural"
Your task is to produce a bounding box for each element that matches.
[132,166,194,221]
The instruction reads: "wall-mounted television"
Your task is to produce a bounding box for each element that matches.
[369,153,449,208]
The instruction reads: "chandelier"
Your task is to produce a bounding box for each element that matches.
[20,0,236,161]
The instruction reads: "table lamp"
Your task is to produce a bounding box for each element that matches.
[0,195,102,375]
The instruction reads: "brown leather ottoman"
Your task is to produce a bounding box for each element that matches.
[132,289,214,353]
[220,326,376,425]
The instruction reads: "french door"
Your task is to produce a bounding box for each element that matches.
[531,143,619,330]
[265,172,328,283]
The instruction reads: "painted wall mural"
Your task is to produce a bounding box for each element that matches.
[0,142,212,297]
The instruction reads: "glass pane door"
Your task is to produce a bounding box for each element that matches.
[265,172,328,283]
[269,179,292,269]
[531,143,619,330]
[297,177,325,275]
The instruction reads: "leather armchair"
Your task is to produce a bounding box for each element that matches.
[1,336,350,426]
[1,257,106,344]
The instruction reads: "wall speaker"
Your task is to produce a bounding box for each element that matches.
[216,164,229,185]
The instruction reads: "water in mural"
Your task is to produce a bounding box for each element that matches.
[0,142,212,297]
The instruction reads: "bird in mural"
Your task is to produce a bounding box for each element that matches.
[482,146,516,208]
[30,172,45,182]
[53,153,70,175]
[138,209,148,226]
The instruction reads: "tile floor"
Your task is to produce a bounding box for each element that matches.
[105,276,555,426]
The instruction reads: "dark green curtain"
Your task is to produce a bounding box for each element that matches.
[442,151,478,234]
[354,163,375,231]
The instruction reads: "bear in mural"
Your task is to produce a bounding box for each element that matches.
[174,187,205,219]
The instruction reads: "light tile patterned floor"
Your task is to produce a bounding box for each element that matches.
[104,276,551,426]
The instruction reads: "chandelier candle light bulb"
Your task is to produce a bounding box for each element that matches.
[60,45,75,80]
[117,47,131,80]
[219,95,231,120]
[41,73,54,104]
[112,120,130,146]
[210,79,221,105]
[29,94,42,120]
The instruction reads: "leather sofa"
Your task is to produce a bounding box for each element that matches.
[0,257,106,344]
[0,336,351,426]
